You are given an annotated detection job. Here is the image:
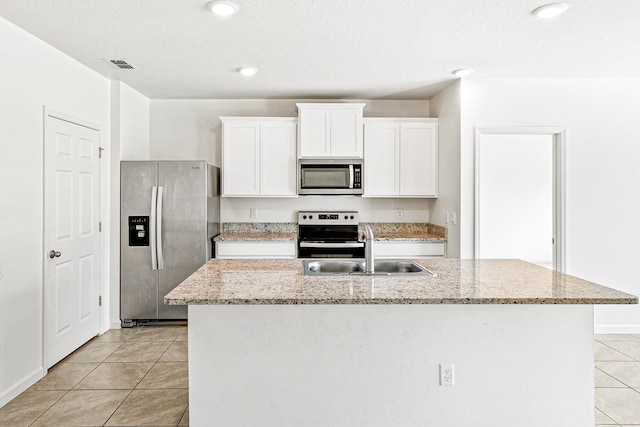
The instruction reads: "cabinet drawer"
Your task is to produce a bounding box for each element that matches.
[216,242,297,259]
[374,242,445,258]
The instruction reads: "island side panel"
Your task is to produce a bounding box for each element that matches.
[189,304,594,427]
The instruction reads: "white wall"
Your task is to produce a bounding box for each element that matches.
[460,79,640,331]
[150,99,435,223]
[429,81,461,256]
[0,17,110,406]
[109,82,150,328]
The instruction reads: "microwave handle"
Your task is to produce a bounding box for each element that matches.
[349,164,354,189]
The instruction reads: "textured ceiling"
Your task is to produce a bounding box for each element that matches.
[1,0,639,99]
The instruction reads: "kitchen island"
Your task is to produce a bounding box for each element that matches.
[165,258,637,427]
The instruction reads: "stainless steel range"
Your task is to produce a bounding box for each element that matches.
[297,211,364,258]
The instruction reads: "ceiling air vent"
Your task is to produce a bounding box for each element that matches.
[105,59,137,70]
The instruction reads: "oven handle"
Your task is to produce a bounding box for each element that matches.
[299,242,364,248]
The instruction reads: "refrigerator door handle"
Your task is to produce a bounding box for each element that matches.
[150,186,158,270]
[156,186,165,270]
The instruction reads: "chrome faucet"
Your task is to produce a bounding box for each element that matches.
[364,225,375,274]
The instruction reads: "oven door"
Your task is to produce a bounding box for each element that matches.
[297,241,365,259]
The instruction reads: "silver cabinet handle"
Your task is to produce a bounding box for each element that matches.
[48,250,61,259]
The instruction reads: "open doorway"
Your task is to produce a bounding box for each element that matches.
[475,128,564,271]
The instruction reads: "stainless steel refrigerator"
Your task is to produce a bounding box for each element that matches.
[120,161,220,327]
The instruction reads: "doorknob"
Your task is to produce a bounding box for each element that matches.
[48,250,61,259]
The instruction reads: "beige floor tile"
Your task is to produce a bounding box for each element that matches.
[91,328,140,343]
[596,341,636,361]
[0,389,66,427]
[105,389,188,426]
[159,341,188,362]
[74,362,154,390]
[596,362,640,387]
[105,341,171,363]
[137,362,188,389]
[31,362,98,390]
[603,340,640,361]
[62,341,123,363]
[30,389,129,427]
[175,331,188,342]
[179,405,189,425]
[129,326,183,342]
[595,367,628,387]
[596,407,618,424]
[596,387,640,424]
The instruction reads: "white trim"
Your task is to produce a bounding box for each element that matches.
[44,107,101,132]
[474,127,566,272]
[0,367,44,408]
[595,325,640,334]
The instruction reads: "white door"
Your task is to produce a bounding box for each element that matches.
[363,122,399,196]
[44,113,101,368]
[475,132,562,270]
[260,121,297,196]
[222,120,259,196]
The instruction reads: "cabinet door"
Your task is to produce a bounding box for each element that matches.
[223,121,260,196]
[260,121,297,196]
[299,109,329,157]
[363,123,399,196]
[400,122,437,197]
[330,109,363,157]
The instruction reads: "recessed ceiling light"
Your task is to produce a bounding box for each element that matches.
[452,68,475,77]
[238,67,258,77]
[207,0,239,17]
[531,2,569,19]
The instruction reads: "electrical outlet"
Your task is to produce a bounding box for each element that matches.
[250,208,257,219]
[397,209,403,219]
[445,212,450,224]
[451,212,457,225]
[440,364,454,386]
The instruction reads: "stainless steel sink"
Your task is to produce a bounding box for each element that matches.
[303,259,436,277]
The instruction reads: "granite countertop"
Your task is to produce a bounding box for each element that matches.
[214,232,298,242]
[213,222,448,242]
[164,258,637,306]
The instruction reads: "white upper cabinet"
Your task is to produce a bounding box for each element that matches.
[363,118,438,198]
[297,103,365,158]
[221,117,297,197]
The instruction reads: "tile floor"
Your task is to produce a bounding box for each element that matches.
[0,325,188,427]
[1,328,640,426]
[595,334,640,426]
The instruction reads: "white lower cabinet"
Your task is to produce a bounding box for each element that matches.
[363,118,438,197]
[374,241,446,259]
[216,241,297,259]
[221,117,297,197]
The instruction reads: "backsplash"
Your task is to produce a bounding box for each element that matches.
[360,222,447,240]
[223,222,297,234]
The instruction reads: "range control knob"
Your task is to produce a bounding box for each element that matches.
[303,215,307,219]
[309,215,313,219]
[350,215,354,220]
[344,215,348,220]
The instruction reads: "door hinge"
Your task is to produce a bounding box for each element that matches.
[98,147,104,158]
[98,295,102,306]
[99,221,102,232]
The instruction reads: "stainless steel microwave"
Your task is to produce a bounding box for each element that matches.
[299,159,363,195]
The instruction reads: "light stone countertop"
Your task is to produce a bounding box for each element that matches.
[214,232,298,242]
[164,258,637,306]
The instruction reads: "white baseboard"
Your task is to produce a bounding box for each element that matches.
[109,320,122,330]
[594,325,640,334]
[0,367,44,408]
